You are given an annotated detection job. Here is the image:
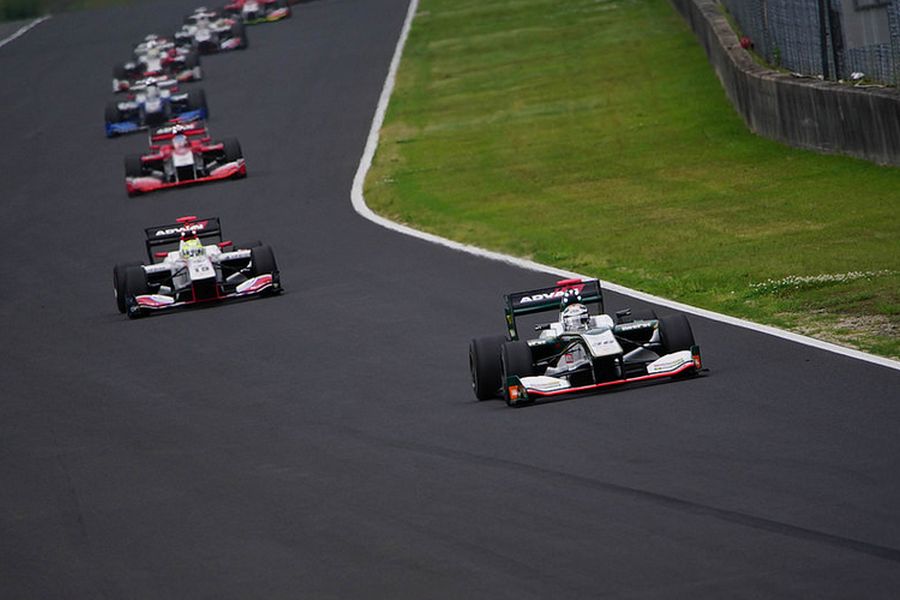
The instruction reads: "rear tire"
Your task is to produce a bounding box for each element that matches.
[658,314,695,354]
[469,335,505,400]
[501,341,534,406]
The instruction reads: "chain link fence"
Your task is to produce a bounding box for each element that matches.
[721,0,900,85]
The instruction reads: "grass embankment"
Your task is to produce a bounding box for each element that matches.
[365,0,900,359]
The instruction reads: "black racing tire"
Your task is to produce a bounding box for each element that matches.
[114,261,142,313]
[658,314,695,354]
[222,137,243,162]
[249,244,277,276]
[124,154,144,178]
[187,88,208,116]
[221,137,246,178]
[124,266,150,319]
[183,50,200,69]
[469,335,505,401]
[501,340,535,406]
[105,100,121,124]
[231,21,247,48]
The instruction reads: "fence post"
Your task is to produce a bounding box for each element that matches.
[817,0,831,79]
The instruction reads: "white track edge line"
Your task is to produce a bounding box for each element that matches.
[0,15,50,49]
[350,0,900,373]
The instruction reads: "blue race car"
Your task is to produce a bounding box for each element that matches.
[105,79,208,137]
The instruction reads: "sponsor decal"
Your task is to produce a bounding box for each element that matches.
[517,284,584,305]
[616,322,654,332]
[154,220,208,237]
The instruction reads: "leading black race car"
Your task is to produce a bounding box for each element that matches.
[469,278,702,406]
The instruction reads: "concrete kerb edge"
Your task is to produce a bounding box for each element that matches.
[0,16,50,50]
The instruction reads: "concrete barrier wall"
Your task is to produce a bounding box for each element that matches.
[669,0,900,167]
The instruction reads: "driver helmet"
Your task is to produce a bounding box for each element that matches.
[561,302,590,332]
[145,84,160,100]
[180,237,204,259]
[172,133,188,150]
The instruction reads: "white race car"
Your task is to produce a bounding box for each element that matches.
[175,9,247,53]
[113,35,202,93]
[113,216,281,319]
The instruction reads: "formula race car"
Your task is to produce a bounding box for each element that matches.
[469,278,702,406]
[113,216,281,319]
[113,35,202,92]
[124,120,245,196]
[223,0,290,24]
[105,80,208,137]
[175,9,247,53]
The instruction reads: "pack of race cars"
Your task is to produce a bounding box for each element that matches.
[104,1,704,406]
[108,3,291,319]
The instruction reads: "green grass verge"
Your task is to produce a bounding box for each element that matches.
[365,0,900,359]
[1,0,129,21]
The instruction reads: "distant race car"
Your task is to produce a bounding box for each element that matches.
[105,79,208,137]
[468,278,702,406]
[175,8,247,53]
[113,34,202,93]
[113,216,281,319]
[222,0,290,24]
[124,120,245,196]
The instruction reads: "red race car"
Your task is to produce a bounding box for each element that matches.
[124,120,246,197]
[223,0,291,24]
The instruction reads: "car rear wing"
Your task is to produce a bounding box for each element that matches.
[150,119,209,146]
[144,216,222,261]
[503,278,603,340]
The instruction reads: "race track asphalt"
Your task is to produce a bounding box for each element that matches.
[1,1,899,597]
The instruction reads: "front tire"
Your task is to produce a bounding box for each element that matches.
[105,100,121,124]
[187,88,208,117]
[231,21,247,48]
[658,314,695,354]
[500,340,534,406]
[113,262,141,313]
[124,266,150,319]
[124,154,144,178]
[469,335,505,400]
[249,245,277,276]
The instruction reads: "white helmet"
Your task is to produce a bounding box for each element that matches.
[561,303,590,332]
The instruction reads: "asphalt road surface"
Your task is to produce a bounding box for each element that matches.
[2,1,899,597]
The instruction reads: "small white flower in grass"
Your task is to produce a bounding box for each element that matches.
[750,270,895,294]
